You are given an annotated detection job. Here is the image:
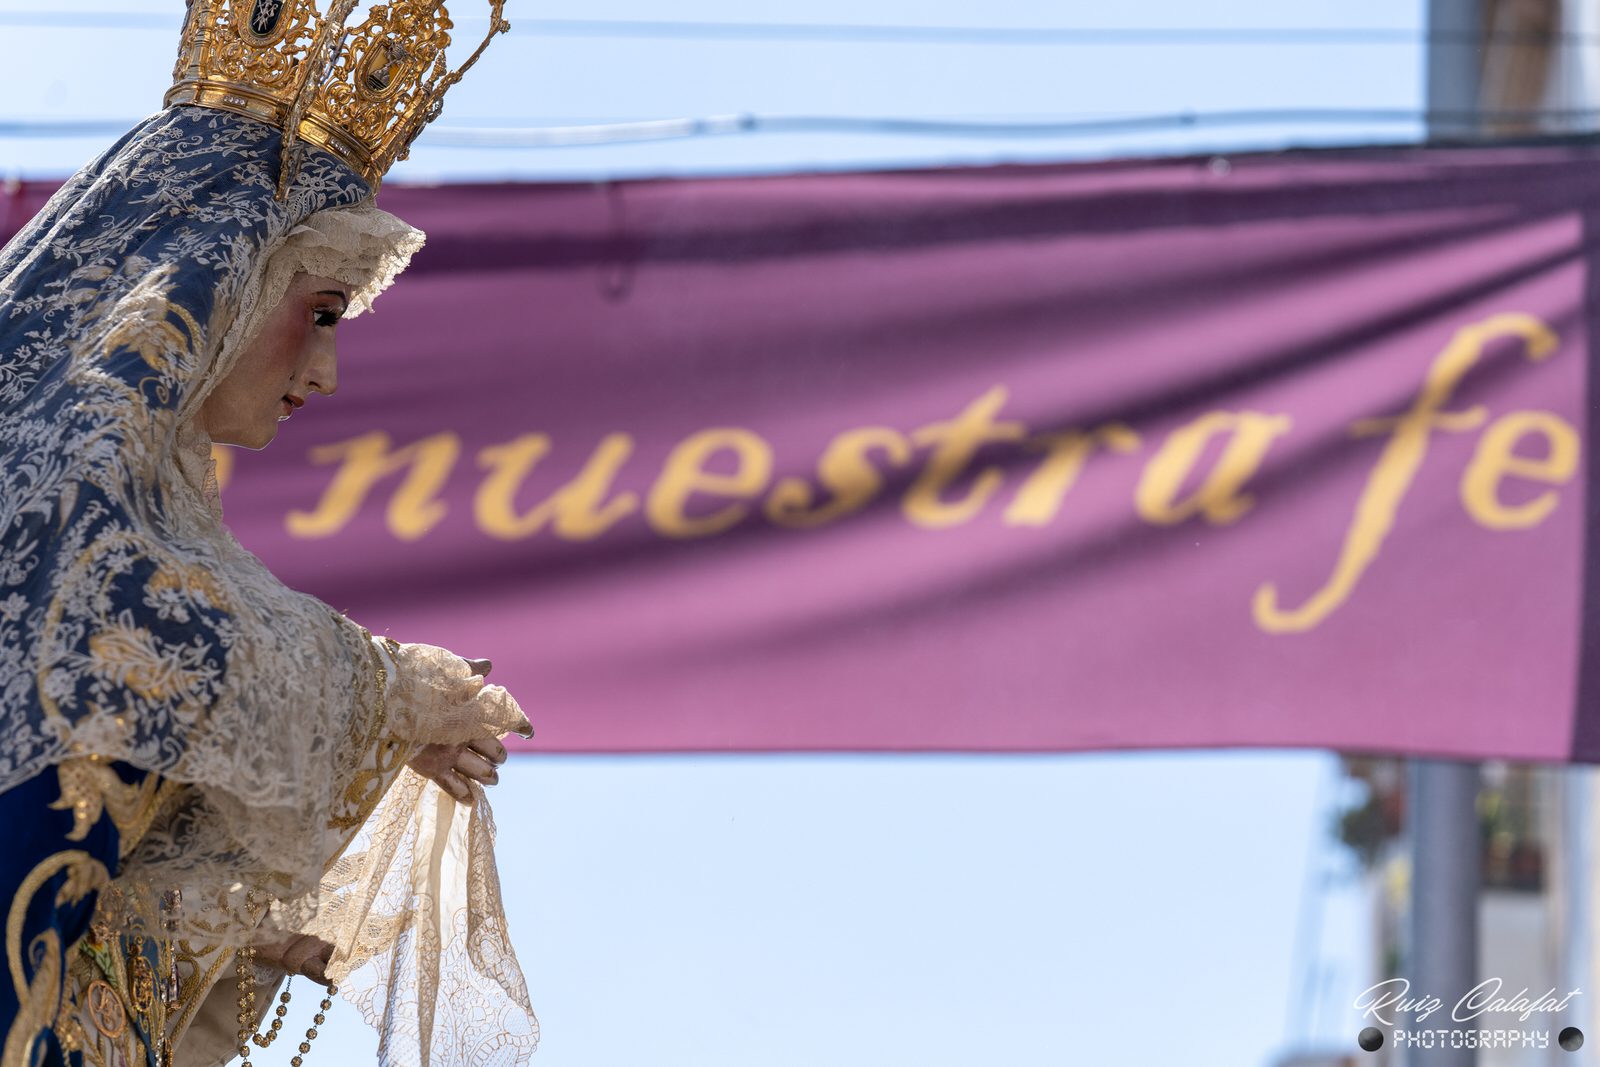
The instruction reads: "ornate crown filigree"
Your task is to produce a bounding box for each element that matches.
[168,0,509,196]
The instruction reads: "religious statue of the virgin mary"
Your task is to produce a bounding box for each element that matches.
[0,3,539,1065]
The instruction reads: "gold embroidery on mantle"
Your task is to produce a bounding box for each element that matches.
[48,760,178,861]
[3,849,109,1067]
[327,631,404,833]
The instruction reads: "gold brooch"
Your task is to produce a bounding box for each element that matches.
[85,980,127,1039]
[128,953,156,1015]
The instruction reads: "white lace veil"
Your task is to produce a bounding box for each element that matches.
[174,201,426,508]
[200,202,425,408]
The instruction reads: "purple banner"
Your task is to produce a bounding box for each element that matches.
[9,145,1600,757]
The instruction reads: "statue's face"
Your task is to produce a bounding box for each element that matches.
[200,273,350,449]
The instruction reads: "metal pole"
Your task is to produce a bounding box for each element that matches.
[1403,11,1490,1064]
[1426,0,1484,139]
[1560,769,1590,1042]
[1407,760,1480,1066]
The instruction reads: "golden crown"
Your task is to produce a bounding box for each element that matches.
[168,0,508,196]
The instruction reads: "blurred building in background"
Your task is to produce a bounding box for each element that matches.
[1321,759,1581,1067]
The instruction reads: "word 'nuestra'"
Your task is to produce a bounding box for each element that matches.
[216,312,1573,634]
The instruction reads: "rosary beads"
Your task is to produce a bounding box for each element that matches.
[235,942,337,1067]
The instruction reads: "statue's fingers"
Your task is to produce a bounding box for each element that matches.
[466,736,508,765]
[436,767,472,802]
[280,935,328,978]
[455,748,498,784]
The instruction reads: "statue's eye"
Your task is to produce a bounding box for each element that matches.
[313,308,342,328]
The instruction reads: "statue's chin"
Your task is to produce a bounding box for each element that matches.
[218,423,276,451]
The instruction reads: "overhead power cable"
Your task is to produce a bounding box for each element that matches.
[0,12,1594,47]
[4,109,1597,149]
[414,109,1600,147]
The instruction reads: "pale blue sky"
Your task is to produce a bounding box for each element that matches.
[0,3,1426,1064]
[3,0,1423,180]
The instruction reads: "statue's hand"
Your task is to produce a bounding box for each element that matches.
[382,642,532,744]
[407,736,509,804]
[252,932,334,983]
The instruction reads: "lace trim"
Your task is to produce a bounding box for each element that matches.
[179,201,425,424]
